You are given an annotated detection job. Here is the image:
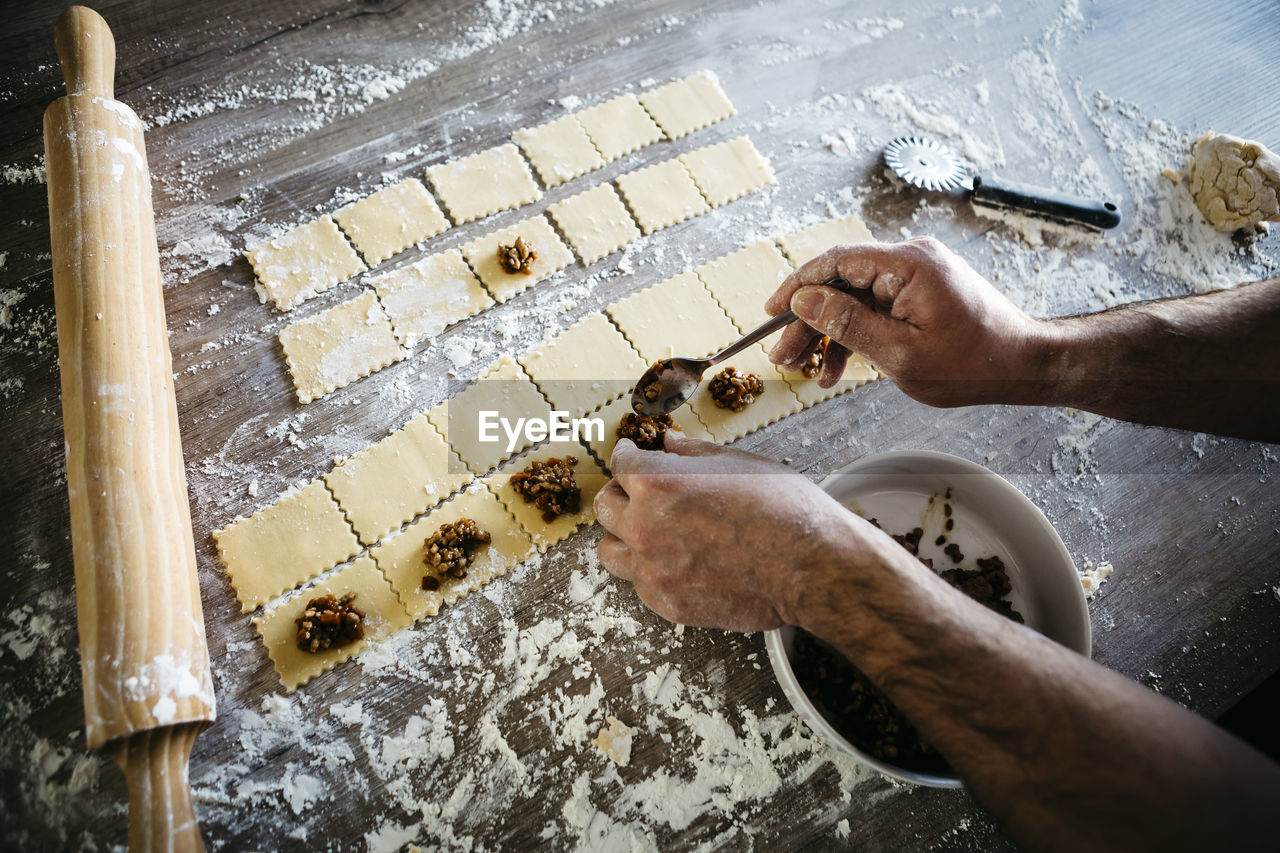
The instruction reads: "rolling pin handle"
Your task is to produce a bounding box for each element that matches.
[55,5,116,99]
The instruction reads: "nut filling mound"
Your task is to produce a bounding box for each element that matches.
[295,592,366,653]
[801,336,830,379]
[793,518,1024,774]
[510,455,581,523]
[617,412,674,451]
[422,518,492,591]
[497,235,538,274]
[707,366,765,411]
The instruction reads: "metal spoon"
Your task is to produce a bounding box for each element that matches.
[630,278,868,417]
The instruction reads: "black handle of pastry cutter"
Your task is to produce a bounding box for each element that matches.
[971,175,1122,230]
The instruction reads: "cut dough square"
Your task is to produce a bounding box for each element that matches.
[694,239,794,331]
[213,479,360,612]
[514,114,605,188]
[687,343,802,443]
[428,356,551,476]
[638,70,736,139]
[779,215,875,266]
[489,440,609,551]
[426,143,541,224]
[679,136,775,207]
[277,290,406,404]
[371,482,535,620]
[518,312,647,418]
[461,215,574,303]
[585,395,713,472]
[252,556,412,692]
[605,270,739,362]
[245,216,366,311]
[547,183,641,265]
[615,158,709,234]
[324,412,470,547]
[332,178,450,265]
[368,249,494,346]
[575,94,664,162]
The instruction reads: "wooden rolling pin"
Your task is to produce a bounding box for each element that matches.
[43,6,216,850]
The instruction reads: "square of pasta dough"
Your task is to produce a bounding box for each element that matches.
[369,249,494,346]
[518,312,647,418]
[461,215,574,303]
[605,270,739,362]
[679,136,775,207]
[779,215,875,266]
[694,240,794,331]
[638,70,736,139]
[547,183,641,265]
[252,556,413,692]
[213,478,360,612]
[324,412,470,546]
[585,394,713,472]
[245,216,366,311]
[575,94,664,162]
[687,342,802,443]
[428,356,551,476]
[426,144,541,224]
[488,441,609,551]
[332,178,450,265]
[278,290,405,404]
[615,158,709,234]
[371,482,535,620]
[514,115,605,188]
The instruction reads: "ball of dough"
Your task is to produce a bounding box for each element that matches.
[1188,131,1280,232]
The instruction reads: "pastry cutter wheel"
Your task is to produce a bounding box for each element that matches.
[883,135,1122,230]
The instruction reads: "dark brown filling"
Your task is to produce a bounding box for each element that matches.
[422,518,492,591]
[497,236,537,274]
[801,336,830,379]
[617,412,674,451]
[295,592,365,653]
[510,456,581,523]
[707,366,764,411]
[794,518,1023,772]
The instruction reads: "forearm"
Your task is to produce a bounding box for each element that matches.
[1026,277,1280,442]
[792,520,1280,851]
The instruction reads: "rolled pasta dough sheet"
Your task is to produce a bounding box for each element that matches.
[488,441,609,551]
[518,312,647,418]
[252,556,412,692]
[277,290,405,404]
[371,483,535,620]
[615,157,709,235]
[427,143,541,224]
[245,215,366,311]
[332,178,449,265]
[324,412,470,546]
[368,249,494,347]
[213,479,361,613]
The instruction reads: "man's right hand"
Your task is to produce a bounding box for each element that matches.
[765,236,1051,407]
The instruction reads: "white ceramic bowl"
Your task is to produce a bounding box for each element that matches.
[765,450,1091,788]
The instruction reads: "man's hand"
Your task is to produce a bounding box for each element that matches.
[766,236,1049,406]
[593,430,891,632]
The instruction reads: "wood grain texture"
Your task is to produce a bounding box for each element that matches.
[3,1,1279,850]
[42,5,214,847]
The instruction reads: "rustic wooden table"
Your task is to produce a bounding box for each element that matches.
[3,1,1279,849]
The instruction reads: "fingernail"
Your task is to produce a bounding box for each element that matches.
[792,288,826,320]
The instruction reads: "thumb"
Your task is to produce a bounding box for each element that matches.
[662,427,720,456]
[790,285,895,356]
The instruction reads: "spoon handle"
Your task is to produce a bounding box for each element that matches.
[704,278,868,368]
[706,309,797,367]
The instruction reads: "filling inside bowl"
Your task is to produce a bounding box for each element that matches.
[792,516,1024,775]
